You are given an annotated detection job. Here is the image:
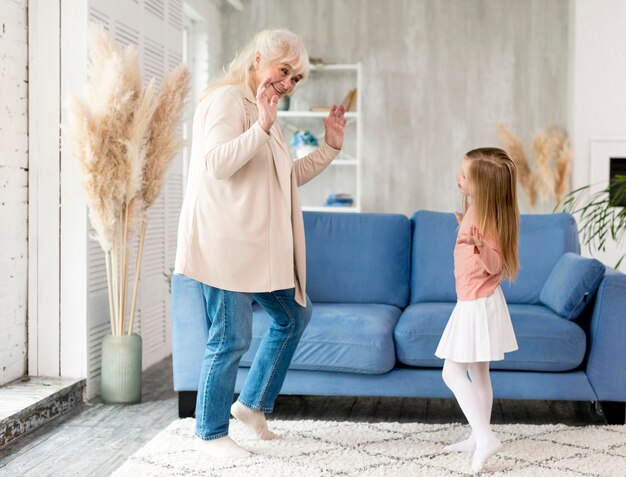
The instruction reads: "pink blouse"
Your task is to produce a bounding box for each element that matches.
[454,206,502,301]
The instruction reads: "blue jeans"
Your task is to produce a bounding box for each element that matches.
[180,278,312,440]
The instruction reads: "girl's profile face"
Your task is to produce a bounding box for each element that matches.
[456,158,471,195]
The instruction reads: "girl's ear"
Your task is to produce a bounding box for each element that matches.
[254,52,262,71]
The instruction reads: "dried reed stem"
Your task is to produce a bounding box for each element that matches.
[121,206,129,335]
[105,252,115,334]
[111,239,119,334]
[127,219,147,336]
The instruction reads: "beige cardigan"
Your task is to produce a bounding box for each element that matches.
[174,85,339,306]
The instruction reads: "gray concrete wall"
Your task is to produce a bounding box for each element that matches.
[220,0,569,215]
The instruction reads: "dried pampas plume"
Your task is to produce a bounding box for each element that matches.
[68,24,140,252]
[124,79,157,233]
[496,124,537,208]
[496,124,572,209]
[127,65,190,335]
[551,128,571,204]
[67,23,190,336]
[143,65,191,209]
[533,130,556,203]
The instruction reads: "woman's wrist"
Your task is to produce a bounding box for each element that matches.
[258,119,271,135]
[324,139,341,151]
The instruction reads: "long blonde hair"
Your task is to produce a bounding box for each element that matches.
[464,147,520,281]
[200,29,310,100]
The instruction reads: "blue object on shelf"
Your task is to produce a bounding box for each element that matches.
[325,193,354,207]
[290,130,319,149]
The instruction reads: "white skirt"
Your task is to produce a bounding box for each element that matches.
[435,286,518,362]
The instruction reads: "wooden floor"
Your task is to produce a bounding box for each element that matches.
[0,357,599,476]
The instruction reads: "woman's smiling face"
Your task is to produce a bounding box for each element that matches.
[254,57,303,100]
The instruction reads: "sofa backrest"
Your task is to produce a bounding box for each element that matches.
[410,211,580,304]
[304,211,411,307]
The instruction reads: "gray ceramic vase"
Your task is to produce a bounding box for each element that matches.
[100,333,142,404]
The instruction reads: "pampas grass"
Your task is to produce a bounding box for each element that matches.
[67,24,189,336]
[496,124,572,209]
[533,130,556,203]
[496,124,537,208]
[553,128,572,204]
[128,65,191,335]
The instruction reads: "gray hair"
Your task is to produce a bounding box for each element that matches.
[201,29,310,100]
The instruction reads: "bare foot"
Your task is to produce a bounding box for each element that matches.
[231,401,279,440]
[194,435,251,459]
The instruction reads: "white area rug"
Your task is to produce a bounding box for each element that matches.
[112,418,626,476]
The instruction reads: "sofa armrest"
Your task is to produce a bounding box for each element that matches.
[586,269,626,401]
[171,274,208,391]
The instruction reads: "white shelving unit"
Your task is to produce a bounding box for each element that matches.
[278,62,362,212]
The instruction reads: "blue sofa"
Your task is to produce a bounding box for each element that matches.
[172,211,626,423]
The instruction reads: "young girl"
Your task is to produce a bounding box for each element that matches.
[435,147,520,473]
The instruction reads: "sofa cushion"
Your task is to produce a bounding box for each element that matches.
[410,211,580,305]
[240,303,402,374]
[304,212,411,307]
[540,252,605,320]
[394,303,586,372]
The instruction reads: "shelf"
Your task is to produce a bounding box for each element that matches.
[278,111,358,119]
[294,62,361,214]
[331,159,358,166]
[302,206,360,213]
[310,64,359,71]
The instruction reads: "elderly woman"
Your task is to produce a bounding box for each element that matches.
[172,29,346,458]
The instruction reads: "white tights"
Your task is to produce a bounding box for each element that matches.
[442,359,502,472]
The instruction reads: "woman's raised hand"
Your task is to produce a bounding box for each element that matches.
[256,77,278,133]
[324,104,347,150]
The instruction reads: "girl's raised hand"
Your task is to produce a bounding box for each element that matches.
[324,104,347,150]
[256,77,278,133]
[456,225,485,248]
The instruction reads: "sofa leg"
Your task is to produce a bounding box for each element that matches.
[600,401,626,424]
[178,391,198,418]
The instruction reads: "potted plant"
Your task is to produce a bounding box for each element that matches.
[557,175,626,269]
[67,25,190,403]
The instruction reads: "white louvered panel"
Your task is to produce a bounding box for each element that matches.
[165,172,183,264]
[143,37,164,88]
[131,307,142,335]
[167,0,183,31]
[88,6,109,28]
[167,51,182,72]
[142,237,164,277]
[140,300,167,367]
[88,320,110,378]
[114,20,139,47]
[85,289,110,397]
[87,228,108,293]
[142,193,165,277]
[144,0,165,20]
